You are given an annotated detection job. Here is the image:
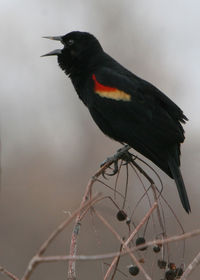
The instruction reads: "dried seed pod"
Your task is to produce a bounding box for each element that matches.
[129,265,139,276]
[158,259,167,269]
[135,237,147,251]
[116,210,127,221]
[165,269,176,280]
[153,246,161,253]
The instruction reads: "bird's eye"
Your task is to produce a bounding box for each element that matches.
[68,39,74,46]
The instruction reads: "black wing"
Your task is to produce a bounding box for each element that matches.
[88,67,187,176]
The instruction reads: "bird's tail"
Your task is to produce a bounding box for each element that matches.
[168,156,191,213]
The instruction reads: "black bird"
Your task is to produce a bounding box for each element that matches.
[42,31,191,213]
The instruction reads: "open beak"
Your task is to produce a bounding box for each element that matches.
[41,36,63,57]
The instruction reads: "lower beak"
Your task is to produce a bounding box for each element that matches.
[41,35,63,57]
[41,49,62,57]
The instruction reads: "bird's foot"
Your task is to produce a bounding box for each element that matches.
[101,145,132,177]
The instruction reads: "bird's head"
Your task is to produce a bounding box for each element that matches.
[42,31,103,75]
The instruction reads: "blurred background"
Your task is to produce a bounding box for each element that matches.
[0,0,200,279]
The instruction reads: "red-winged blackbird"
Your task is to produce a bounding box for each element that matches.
[42,31,191,213]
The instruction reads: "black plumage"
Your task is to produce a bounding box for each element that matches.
[42,31,191,213]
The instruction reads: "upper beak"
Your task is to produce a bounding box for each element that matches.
[41,35,63,57]
[42,36,63,42]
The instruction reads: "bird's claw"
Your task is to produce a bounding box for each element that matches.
[121,151,133,164]
[100,156,113,168]
[101,158,119,178]
[105,161,119,176]
[100,145,132,177]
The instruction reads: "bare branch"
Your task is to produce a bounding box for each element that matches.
[95,204,158,280]
[181,251,200,280]
[1,146,199,280]
[22,193,101,280]
[0,266,19,280]
[29,228,200,263]
[67,155,125,280]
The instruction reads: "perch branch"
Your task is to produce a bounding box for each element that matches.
[67,153,124,280]
[95,202,158,280]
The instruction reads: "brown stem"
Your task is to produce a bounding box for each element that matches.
[22,194,100,280]
[31,228,200,263]
[0,266,19,280]
[181,250,200,280]
[130,161,165,234]
[95,204,158,280]
[67,158,119,280]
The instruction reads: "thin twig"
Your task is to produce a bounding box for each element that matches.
[125,202,158,245]
[151,183,165,234]
[95,205,158,280]
[181,251,200,280]
[130,160,154,185]
[130,152,164,195]
[95,178,125,199]
[0,266,19,280]
[130,160,166,241]
[22,194,101,280]
[104,262,128,278]
[114,159,123,200]
[29,228,200,263]
[67,157,121,280]
[122,164,129,209]
[110,244,123,280]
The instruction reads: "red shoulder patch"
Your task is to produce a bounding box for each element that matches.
[92,74,131,101]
